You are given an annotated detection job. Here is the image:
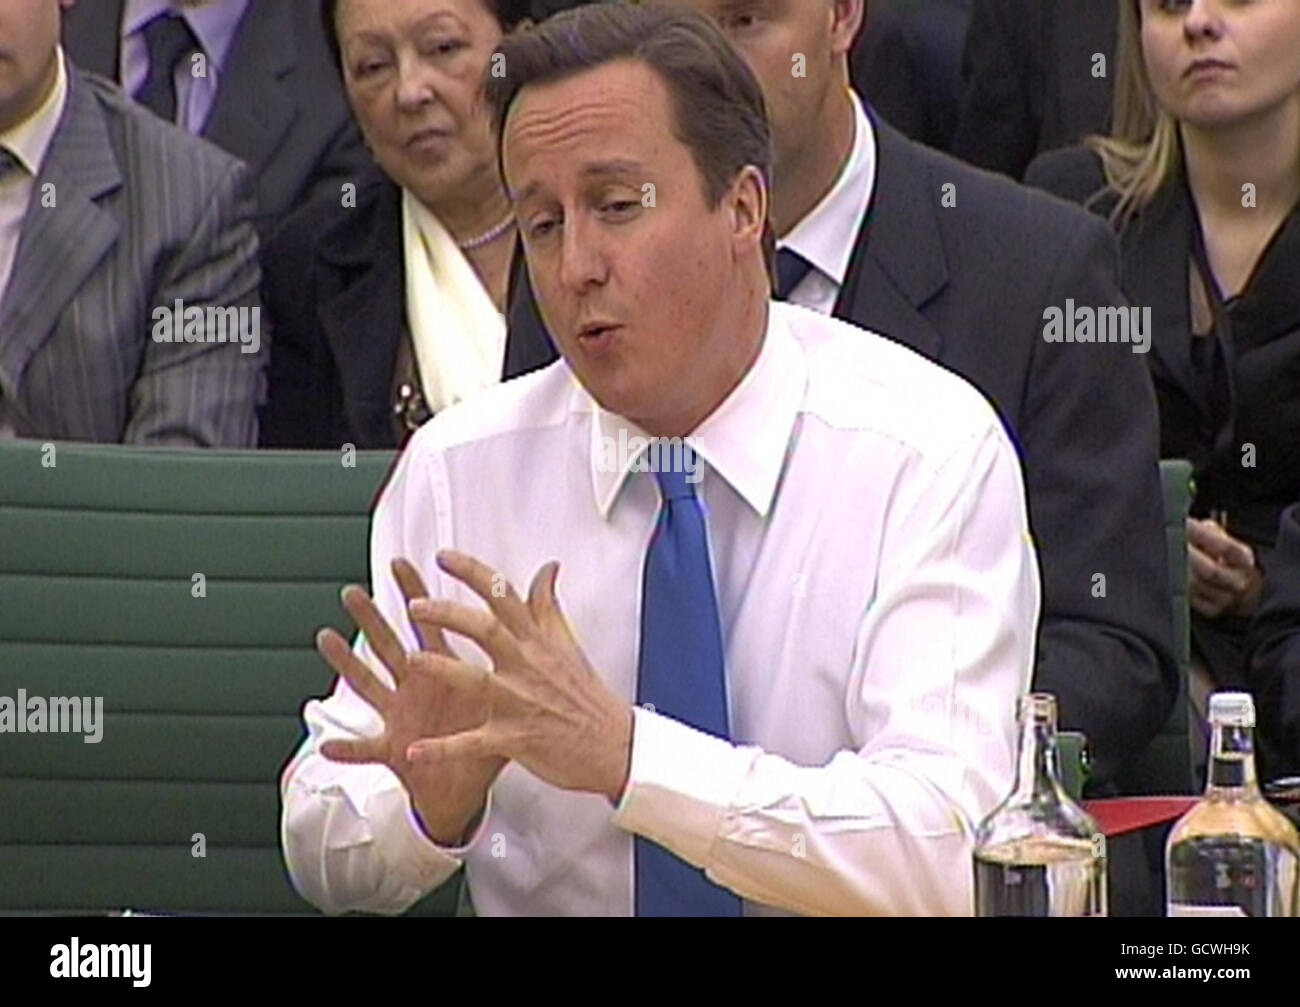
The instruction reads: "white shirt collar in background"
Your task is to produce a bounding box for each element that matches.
[778,89,876,312]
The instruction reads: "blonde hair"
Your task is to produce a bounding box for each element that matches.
[1084,0,1182,228]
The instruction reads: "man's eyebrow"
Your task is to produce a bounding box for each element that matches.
[510,160,648,203]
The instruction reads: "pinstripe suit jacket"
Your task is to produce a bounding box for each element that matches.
[0,66,265,446]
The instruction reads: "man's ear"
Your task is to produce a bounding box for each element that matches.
[728,165,768,259]
[831,0,866,58]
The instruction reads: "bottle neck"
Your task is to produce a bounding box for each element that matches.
[1011,708,1061,799]
[1205,722,1260,798]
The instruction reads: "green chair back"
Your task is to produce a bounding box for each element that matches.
[0,441,462,914]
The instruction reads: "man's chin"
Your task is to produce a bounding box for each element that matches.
[571,373,648,427]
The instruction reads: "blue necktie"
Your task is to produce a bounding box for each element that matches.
[634,450,742,916]
[775,247,814,300]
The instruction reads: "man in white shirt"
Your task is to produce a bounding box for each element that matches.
[280,2,1039,916]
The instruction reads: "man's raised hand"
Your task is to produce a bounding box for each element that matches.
[406,550,634,804]
[314,558,507,844]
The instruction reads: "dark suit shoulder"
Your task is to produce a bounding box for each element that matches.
[263,171,396,278]
[1024,145,1111,210]
[266,171,391,243]
[884,127,1112,249]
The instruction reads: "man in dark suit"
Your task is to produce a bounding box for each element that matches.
[0,0,264,445]
[61,0,371,242]
[1250,504,1300,782]
[949,0,1117,179]
[514,0,1177,814]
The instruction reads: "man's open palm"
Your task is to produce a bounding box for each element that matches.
[314,559,506,843]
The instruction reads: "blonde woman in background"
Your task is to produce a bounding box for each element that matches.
[1027,0,1300,775]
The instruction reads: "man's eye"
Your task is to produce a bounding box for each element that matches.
[354,59,389,78]
[603,200,638,214]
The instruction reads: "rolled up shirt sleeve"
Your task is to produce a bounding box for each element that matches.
[611,423,1039,916]
[280,442,488,915]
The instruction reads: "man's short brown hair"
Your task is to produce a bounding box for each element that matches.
[485,1,777,281]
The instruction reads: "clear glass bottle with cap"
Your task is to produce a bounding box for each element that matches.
[973,692,1107,916]
[1166,691,1300,917]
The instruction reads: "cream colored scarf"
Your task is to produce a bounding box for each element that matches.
[401,188,507,413]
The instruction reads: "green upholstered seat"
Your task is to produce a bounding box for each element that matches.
[0,440,463,915]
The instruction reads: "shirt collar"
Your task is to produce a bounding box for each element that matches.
[582,302,807,520]
[123,0,250,70]
[779,88,876,287]
[0,47,68,177]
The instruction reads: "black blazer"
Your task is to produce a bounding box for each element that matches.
[506,112,1177,794]
[259,175,557,449]
[950,0,1117,179]
[62,0,372,242]
[850,0,972,152]
[1251,502,1300,779]
[1026,147,1300,553]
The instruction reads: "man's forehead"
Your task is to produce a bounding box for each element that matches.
[506,59,668,139]
[503,61,675,188]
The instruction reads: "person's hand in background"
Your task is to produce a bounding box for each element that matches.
[315,559,507,846]
[1187,517,1264,618]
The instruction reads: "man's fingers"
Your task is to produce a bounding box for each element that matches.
[392,558,454,657]
[526,561,563,630]
[410,595,524,666]
[341,584,412,686]
[409,649,501,703]
[316,627,391,713]
[406,727,497,767]
[435,549,534,639]
[321,735,387,765]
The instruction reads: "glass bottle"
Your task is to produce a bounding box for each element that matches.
[1166,692,1300,917]
[973,692,1107,916]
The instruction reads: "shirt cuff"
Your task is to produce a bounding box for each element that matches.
[369,784,494,886]
[610,706,757,869]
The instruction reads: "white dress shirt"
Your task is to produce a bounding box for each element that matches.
[779,89,876,314]
[0,48,68,439]
[281,300,1040,916]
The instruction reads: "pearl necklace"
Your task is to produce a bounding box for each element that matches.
[457,212,516,251]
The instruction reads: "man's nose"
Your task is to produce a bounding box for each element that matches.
[558,215,608,292]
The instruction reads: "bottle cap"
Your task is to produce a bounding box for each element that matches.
[1208,691,1255,727]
